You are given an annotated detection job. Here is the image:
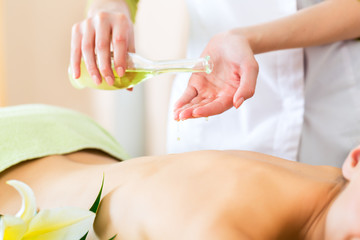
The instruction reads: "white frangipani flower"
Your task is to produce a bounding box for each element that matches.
[0,180,95,240]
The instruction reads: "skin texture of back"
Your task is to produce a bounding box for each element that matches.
[0,150,346,240]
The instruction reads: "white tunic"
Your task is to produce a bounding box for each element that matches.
[167,0,360,167]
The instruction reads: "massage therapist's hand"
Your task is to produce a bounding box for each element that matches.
[173,31,259,121]
[70,1,135,86]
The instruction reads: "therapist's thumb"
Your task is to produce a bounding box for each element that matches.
[233,64,258,109]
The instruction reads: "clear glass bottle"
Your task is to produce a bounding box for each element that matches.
[68,53,213,90]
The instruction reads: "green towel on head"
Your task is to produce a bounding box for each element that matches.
[0,104,130,173]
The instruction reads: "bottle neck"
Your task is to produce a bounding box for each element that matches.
[153,56,213,74]
[126,54,213,74]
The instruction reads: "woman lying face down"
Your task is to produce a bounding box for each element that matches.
[1,146,360,240]
[0,103,358,240]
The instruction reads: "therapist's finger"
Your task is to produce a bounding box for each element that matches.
[70,23,82,79]
[233,63,258,108]
[95,14,114,85]
[112,15,131,77]
[174,86,198,110]
[177,98,213,120]
[81,20,102,85]
[178,107,196,121]
[174,96,209,120]
[192,97,232,118]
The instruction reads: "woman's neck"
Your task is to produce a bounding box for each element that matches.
[302,176,347,240]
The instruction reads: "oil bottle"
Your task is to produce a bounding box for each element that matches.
[68,53,213,90]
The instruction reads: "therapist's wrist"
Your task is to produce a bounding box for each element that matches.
[228,27,268,55]
[88,0,131,19]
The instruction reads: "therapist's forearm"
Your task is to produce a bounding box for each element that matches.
[232,0,360,54]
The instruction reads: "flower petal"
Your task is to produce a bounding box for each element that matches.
[22,207,95,240]
[0,215,27,240]
[6,180,37,223]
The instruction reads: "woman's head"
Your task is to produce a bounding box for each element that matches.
[325,145,360,240]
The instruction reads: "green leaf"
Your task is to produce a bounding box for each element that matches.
[90,174,105,214]
[109,234,117,240]
[80,174,105,240]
